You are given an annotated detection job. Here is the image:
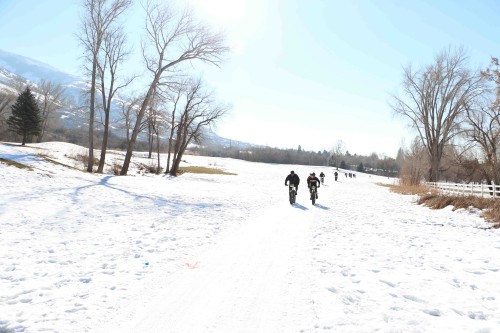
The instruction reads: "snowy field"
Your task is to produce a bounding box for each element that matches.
[1,141,500,333]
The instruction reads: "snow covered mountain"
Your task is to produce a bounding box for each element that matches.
[0,49,79,86]
[0,49,251,148]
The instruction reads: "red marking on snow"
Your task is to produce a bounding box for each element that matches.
[185,262,199,269]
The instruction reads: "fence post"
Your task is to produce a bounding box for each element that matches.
[494,181,497,199]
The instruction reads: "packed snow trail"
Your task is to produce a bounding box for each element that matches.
[99,200,322,333]
[2,143,500,333]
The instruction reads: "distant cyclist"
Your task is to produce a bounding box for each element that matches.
[307,172,321,199]
[285,170,300,192]
[319,172,325,184]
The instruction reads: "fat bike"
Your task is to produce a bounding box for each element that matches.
[288,184,297,204]
[310,185,318,205]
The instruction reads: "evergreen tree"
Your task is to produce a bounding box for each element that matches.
[357,162,365,172]
[7,87,42,145]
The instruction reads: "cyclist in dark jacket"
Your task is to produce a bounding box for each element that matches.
[285,170,300,192]
[307,172,321,198]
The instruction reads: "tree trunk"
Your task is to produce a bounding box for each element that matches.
[156,132,161,174]
[87,58,97,173]
[97,109,110,173]
[120,80,158,175]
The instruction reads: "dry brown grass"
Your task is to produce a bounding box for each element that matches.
[38,154,82,171]
[391,184,500,228]
[483,200,500,227]
[179,166,236,175]
[74,153,99,169]
[0,157,33,170]
[137,163,163,174]
[388,184,436,196]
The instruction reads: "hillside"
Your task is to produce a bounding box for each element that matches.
[1,141,499,333]
[0,49,254,150]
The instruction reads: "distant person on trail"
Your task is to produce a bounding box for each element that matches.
[307,172,321,199]
[319,172,325,184]
[285,170,300,192]
[334,171,338,181]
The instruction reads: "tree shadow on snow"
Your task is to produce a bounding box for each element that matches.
[72,175,223,215]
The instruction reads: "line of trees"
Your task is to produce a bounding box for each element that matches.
[78,0,230,176]
[392,46,500,185]
[1,76,67,145]
[197,143,400,177]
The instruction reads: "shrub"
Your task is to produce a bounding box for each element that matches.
[391,183,500,227]
[113,162,122,175]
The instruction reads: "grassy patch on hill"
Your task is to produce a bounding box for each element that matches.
[179,166,236,175]
[0,158,33,170]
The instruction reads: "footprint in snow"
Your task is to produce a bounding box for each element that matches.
[380,279,397,288]
[403,294,426,303]
[422,308,441,316]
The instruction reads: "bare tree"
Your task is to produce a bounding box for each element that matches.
[143,88,168,170]
[463,60,500,186]
[0,90,16,128]
[390,47,486,182]
[399,137,428,186]
[165,84,182,174]
[36,80,66,142]
[95,26,134,173]
[329,140,346,169]
[169,78,230,176]
[465,103,499,180]
[148,93,169,173]
[78,0,131,172]
[11,76,29,94]
[116,94,142,144]
[120,1,229,175]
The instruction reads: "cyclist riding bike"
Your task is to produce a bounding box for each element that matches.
[285,170,300,191]
[285,170,300,204]
[307,172,321,199]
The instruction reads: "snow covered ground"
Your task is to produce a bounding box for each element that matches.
[1,142,499,333]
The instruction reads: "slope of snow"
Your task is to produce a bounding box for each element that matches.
[0,49,78,85]
[0,142,499,333]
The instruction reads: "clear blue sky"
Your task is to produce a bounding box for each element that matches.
[1,0,500,157]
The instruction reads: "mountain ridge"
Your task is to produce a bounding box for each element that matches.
[0,48,253,149]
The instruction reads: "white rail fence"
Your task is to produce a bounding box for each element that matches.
[426,182,500,198]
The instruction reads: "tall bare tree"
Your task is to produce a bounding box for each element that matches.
[165,84,182,174]
[147,92,169,173]
[169,78,230,176]
[36,80,66,142]
[120,1,229,175]
[78,0,131,172]
[96,26,134,173]
[390,47,486,182]
[460,58,500,185]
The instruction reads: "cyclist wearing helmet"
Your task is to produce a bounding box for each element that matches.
[307,172,321,199]
[285,170,300,192]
